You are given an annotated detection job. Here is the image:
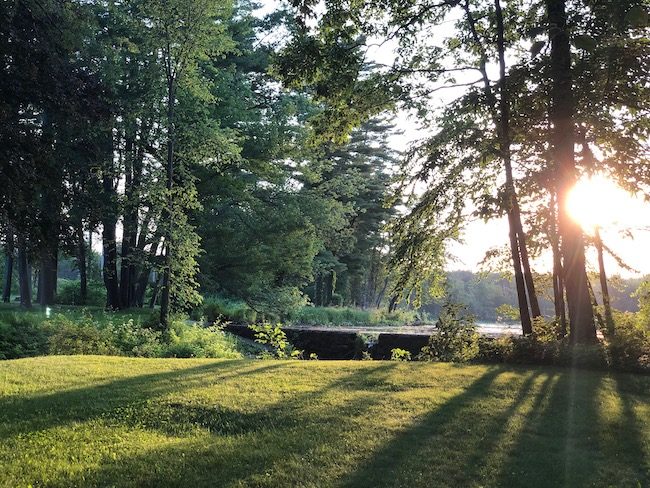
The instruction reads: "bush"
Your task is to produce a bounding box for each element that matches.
[46,314,117,356]
[193,296,256,324]
[0,313,49,359]
[289,306,418,326]
[249,323,302,359]
[419,302,479,363]
[390,348,412,361]
[106,319,164,358]
[56,279,106,307]
[608,312,650,372]
[164,321,243,359]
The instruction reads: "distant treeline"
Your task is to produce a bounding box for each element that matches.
[419,271,646,322]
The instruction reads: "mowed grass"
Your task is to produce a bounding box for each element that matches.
[0,357,648,487]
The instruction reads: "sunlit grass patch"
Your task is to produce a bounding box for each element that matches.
[0,356,648,487]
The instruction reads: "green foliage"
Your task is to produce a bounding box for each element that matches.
[165,321,242,359]
[608,312,650,372]
[390,348,411,361]
[0,309,245,360]
[46,315,118,356]
[56,279,106,307]
[0,313,49,359]
[107,319,164,358]
[289,306,417,326]
[419,302,479,363]
[192,296,257,324]
[249,323,302,359]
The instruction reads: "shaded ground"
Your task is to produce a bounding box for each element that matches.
[0,356,648,487]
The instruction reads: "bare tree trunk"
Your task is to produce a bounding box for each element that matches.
[594,227,614,335]
[3,230,14,303]
[38,242,57,307]
[550,192,567,335]
[494,0,533,335]
[465,0,540,335]
[160,79,176,329]
[17,235,31,308]
[77,223,87,304]
[546,0,596,344]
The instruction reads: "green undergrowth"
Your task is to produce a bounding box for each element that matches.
[0,306,254,360]
[288,306,418,326]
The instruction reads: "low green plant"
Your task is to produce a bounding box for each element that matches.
[608,311,650,372]
[390,348,412,361]
[45,314,117,356]
[56,279,106,307]
[249,323,302,359]
[0,313,49,359]
[419,302,479,363]
[289,306,418,326]
[164,321,243,359]
[194,296,257,324]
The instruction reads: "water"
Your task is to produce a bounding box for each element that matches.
[285,322,522,338]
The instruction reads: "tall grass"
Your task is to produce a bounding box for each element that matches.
[191,296,257,324]
[288,306,418,326]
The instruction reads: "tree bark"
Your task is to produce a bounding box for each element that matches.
[595,227,614,335]
[160,78,175,329]
[549,192,567,335]
[546,0,597,344]
[38,241,57,307]
[494,0,534,335]
[77,223,87,304]
[17,235,31,308]
[464,0,540,335]
[3,230,14,303]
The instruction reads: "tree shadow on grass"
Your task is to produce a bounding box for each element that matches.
[0,360,285,439]
[611,373,650,486]
[338,366,550,488]
[43,362,403,487]
[494,368,650,487]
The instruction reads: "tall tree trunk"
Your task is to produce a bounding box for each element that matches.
[102,215,120,310]
[38,241,57,307]
[314,272,322,307]
[119,138,133,309]
[160,80,175,329]
[465,0,540,335]
[594,227,614,335]
[77,223,87,304]
[17,235,31,308]
[149,272,162,309]
[494,0,534,335]
[101,122,120,310]
[550,192,567,335]
[546,0,597,344]
[388,294,398,313]
[3,230,14,303]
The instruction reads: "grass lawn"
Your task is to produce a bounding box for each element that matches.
[0,357,648,487]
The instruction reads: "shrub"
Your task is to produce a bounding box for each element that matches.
[0,313,49,359]
[419,302,479,362]
[390,348,412,361]
[106,319,164,358]
[249,323,302,359]
[45,314,117,356]
[56,280,106,307]
[608,312,650,372]
[164,321,243,359]
[194,296,256,324]
[289,306,418,326]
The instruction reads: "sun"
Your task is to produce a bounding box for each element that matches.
[566,175,636,234]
